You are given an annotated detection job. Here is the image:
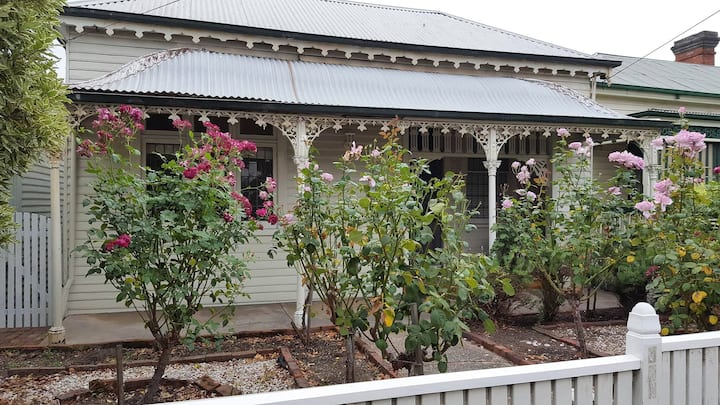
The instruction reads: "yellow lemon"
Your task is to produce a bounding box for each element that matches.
[710,315,719,326]
[692,290,708,304]
[661,327,670,336]
[626,255,635,263]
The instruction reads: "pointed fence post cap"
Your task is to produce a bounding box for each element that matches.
[627,302,661,335]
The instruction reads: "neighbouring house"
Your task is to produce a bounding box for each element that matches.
[593,31,720,182]
[6,0,674,339]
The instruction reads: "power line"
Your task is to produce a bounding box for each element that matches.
[67,0,185,42]
[608,8,720,80]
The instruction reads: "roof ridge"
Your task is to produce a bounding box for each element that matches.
[438,13,590,58]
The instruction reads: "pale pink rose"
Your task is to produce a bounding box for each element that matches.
[501,199,513,209]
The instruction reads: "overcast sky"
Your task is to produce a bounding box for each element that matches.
[369,0,720,62]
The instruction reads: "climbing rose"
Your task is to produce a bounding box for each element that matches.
[320,172,334,182]
[557,128,570,138]
[714,166,720,175]
[359,175,376,188]
[673,130,706,157]
[256,208,268,217]
[172,119,193,131]
[654,193,673,212]
[265,177,277,193]
[511,161,521,170]
[608,151,645,170]
[635,200,655,219]
[268,214,279,225]
[651,138,664,149]
[607,187,622,196]
[223,212,234,222]
[516,166,531,185]
[501,199,513,209]
[183,166,199,179]
[280,213,296,226]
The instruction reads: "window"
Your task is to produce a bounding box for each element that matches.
[466,159,512,217]
[146,143,181,171]
[241,147,274,214]
[466,159,489,217]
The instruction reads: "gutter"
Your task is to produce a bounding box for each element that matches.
[62,7,621,69]
[630,110,720,122]
[68,91,670,129]
[598,82,720,99]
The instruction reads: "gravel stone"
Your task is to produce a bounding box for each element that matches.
[0,358,293,404]
[549,325,627,355]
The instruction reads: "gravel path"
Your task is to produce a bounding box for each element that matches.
[549,325,628,355]
[0,358,293,404]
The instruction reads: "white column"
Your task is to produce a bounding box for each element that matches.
[641,139,660,198]
[48,158,66,344]
[625,302,662,405]
[292,120,310,327]
[483,159,501,249]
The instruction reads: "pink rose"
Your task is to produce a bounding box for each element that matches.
[183,166,198,179]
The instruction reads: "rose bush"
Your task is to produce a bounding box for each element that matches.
[77,106,275,403]
[494,130,642,354]
[629,110,720,334]
[274,125,497,378]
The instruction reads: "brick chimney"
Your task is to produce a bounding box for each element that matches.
[671,31,719,65]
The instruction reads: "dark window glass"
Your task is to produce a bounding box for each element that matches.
[144,114,176,131]
[146,143,181,171]
[194,116,230,133]
[239,118,274,136]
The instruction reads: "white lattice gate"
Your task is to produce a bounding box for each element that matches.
[0,212,50,328]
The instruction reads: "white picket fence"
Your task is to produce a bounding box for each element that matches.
[0,212,50,328]
[174,303,720,405]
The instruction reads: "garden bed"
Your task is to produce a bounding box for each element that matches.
[0,315,632,404]
[0,329,389,404]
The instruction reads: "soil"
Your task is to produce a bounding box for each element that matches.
[0,330,384,386]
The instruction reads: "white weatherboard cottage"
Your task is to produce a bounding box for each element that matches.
[21,0,671,340]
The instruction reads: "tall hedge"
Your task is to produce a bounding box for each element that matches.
[0,0,70,246]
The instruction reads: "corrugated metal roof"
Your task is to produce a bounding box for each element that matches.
[596,53,720,94]
[66,0,592,59]
[71,48,628,120]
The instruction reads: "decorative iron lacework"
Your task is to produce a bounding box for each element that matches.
[68,104,662,154]
[661,125,720,139]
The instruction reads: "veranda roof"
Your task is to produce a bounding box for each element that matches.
[595,53,720,95]
[69,48,663,127]
[65,0,605,63]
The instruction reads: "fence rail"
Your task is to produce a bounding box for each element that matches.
[174,303,720,405]
[0,212,50,328]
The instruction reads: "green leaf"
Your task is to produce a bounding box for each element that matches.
[501,279,516,296]
[482,318,496,334]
